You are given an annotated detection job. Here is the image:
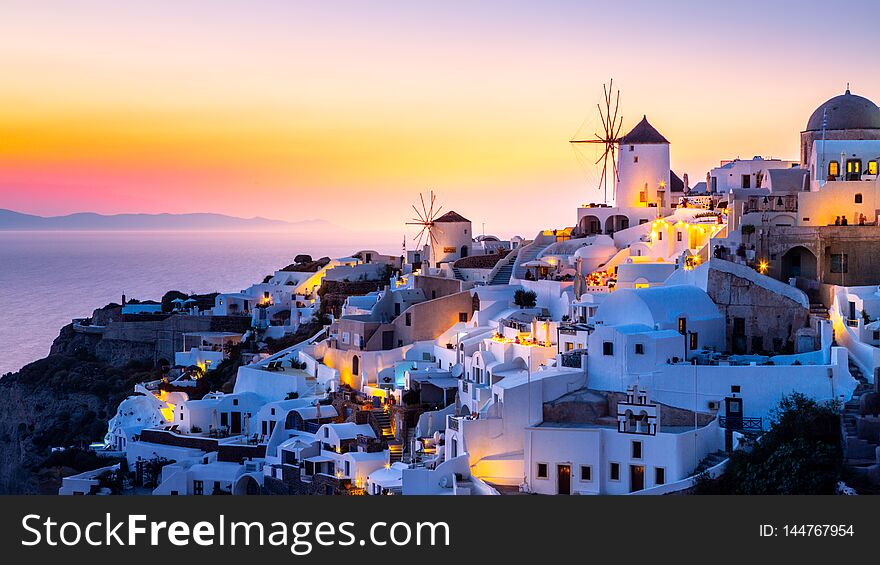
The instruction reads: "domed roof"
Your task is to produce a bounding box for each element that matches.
[805,89,880,132]
[573,235,617,259]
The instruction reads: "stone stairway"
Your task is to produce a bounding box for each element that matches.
[370,409,394,440]
[843,361,877,466]
[512,241,552,280]
[693,450,727,475]
[488,260,515,286]
[809,303,829,319]
[452,266,464,281]
[388,441,403,464]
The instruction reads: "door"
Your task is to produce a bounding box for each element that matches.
[231,411,242,434]
[629,465,645,493]
[557,464,571,495]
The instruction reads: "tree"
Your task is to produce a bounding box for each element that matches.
[513,289,537,309]
[695,393,842,494]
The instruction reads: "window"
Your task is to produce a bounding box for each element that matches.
[602,341,614,356]
[678,317,687,335]
[344,461,350,476]
[873,330,880,341]
[324,427,330,438]
[655,467,666,485]
[855,193,863,204]
[741,174,751,188]
[869,160,878,175]
[710,177,717,192]
[830,254,848,274]
[847,159,862,179]
[565,342,574,352]
[232,398,238,406]
[536,463,549,479]
[629,145,634,152]
[676,231,682,242]
[657,231,662,240]
[405,312,412,326]
[609,462,620,481]
[458,312,468,323]
[690,332,698,350]
[632,441,642,459]
[633,156,639,163]
[828,161,840,178]
[634,343,645,355]
[193,480,204,495]
[580,465,592,482]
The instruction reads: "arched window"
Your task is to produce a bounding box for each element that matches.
[828,161,839,178]
[855,193,863,204]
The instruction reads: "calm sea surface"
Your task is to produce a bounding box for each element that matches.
[0,231,399,376]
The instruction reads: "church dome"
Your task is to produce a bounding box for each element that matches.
[805,89,880,132]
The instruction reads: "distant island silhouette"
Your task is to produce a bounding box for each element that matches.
[0,209,332,231]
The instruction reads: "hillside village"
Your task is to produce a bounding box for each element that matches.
[57,88,880,496]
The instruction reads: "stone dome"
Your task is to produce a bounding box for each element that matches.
[805,90,880,132]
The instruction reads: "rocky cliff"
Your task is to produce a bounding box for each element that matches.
[0,324,155,493]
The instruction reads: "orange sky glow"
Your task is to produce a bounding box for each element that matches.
[2,1,879,238]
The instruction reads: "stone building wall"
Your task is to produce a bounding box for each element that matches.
[706,268,810,355]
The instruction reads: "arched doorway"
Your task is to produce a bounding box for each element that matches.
[352,355,360,377]
[781,246,817,280]
[233,475,261,495]
[460,245,469,258]
[579,215,602,236]
[604,215,630,235]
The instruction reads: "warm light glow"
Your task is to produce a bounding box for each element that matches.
[758,260,769,274]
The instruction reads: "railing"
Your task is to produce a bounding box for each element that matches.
[719,416,763,432]
[847,319,860,328]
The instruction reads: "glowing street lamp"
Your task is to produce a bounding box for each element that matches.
[757,260,769,274]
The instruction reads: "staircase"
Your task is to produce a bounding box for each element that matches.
[511,241,552,280]
[488,258,515,286]
[809,302,829,320]
[693,450,727,475]
[388,441,403,464]
[370,409,402,463]
[370,409,394,440]
[452,266,464,281]
[843,360,877,466]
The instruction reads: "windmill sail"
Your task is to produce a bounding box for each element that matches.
[570,80,624,204]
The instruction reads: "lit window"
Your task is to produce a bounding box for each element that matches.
[829,161,840,177]
[690,332,699,350]
[678,317,687,335]
[677,231,682,242]
[869,161,878,175]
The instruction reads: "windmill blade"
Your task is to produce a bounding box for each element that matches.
[432,205,443,220]
[427,191,436,222]
[420,193,428,221]
[412,203,426,223]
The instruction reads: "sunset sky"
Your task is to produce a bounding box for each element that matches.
[2,0,879,237]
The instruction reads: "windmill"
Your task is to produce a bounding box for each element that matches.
[406,190,443,268]
[570,79,624,204]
